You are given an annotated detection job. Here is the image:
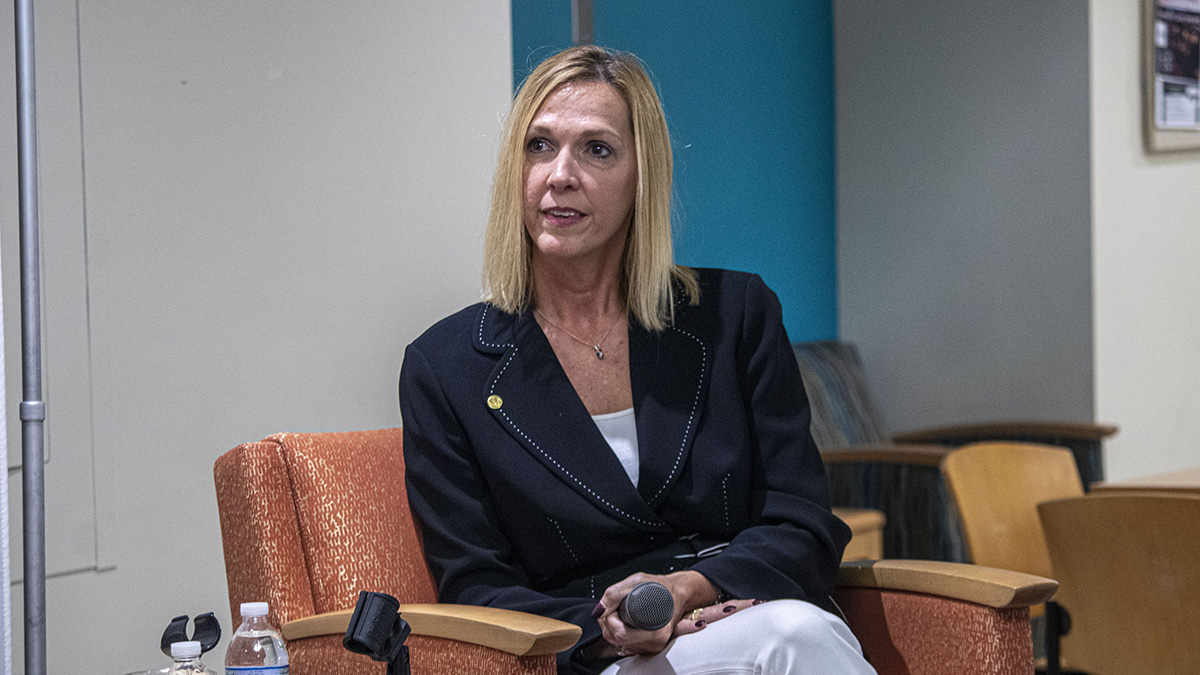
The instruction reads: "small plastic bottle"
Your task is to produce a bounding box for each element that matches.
[169,641,216,675]
[225,602,289,674]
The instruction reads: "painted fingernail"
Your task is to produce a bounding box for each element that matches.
[752,599,764,605]
[591,602,606,618]
[695,620,706,628]
[722,604,736,613]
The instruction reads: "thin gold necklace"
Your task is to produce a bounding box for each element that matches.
[534,308,624,360]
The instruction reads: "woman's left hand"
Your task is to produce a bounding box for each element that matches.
[671,598,759,637]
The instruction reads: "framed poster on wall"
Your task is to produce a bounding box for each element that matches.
[1144,0,1200,151]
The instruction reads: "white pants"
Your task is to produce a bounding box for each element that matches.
[598,600,876,675]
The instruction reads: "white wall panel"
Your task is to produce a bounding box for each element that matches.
[3,2,510,671]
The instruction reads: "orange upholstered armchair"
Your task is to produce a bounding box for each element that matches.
[214,429,1056,675]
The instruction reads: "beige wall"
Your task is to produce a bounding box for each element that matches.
[1091,0,1200,480]
[2,2,510,672]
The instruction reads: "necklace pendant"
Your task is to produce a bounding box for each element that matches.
[594,345,604,360]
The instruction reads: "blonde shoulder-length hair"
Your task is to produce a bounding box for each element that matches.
[482,45,698,332]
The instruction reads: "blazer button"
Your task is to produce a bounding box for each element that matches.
[487,395,503,410]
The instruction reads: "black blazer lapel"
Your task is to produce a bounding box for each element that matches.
[630,321,711,508]
[475,305,670,532]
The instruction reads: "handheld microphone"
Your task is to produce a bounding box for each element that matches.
[618,582,675,631]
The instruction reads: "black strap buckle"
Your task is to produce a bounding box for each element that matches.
[343,591,411,675]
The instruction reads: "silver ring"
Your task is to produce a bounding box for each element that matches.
[617,646,628,657]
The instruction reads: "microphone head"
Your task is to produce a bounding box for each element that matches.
[618,581,675,631]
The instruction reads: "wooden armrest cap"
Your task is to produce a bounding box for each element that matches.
[892,421,1118,444]
[838,560,1058,609]
[832,507,887,530]
[821,444,952,467]
[281,603,582,656]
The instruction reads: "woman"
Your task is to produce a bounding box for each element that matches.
[399,45,874,675]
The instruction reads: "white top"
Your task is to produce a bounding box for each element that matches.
[171,641,201,659]
[240,601,268,617]
[592,407,639,487]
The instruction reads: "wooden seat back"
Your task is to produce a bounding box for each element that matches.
[1038,493,1200,674]
[941,441,1083,579]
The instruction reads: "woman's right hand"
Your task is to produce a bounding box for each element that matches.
[593,573,682,656]
[593,571,759,657]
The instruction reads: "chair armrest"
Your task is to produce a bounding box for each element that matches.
[281,603,582,657]
[838,560,1058,609]
[891,421,1118,444]
[821,443,952,467]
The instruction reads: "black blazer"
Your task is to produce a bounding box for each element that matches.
[399,268,850,671]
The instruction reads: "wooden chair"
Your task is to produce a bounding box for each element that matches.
[793,340,1116,562]
[941,442,1084,583]
[1038,493,1200,674]
[215,429,1057,675]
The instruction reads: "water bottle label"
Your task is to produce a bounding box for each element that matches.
[225,668,287,675]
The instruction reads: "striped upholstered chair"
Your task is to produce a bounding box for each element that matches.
[215,428,1056,675]
[792,340,1116,562]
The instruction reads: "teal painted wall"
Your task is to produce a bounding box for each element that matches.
[511,1,572,88]
[511,1,836,340]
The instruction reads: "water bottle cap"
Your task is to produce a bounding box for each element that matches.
[171,641,201,659]
[240,601,269,617]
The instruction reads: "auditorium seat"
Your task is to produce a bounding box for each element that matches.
[792,340,1116,561]
[941,441,1086,670]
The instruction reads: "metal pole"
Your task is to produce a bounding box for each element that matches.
[14,0,48,672]
[571,0,593,45]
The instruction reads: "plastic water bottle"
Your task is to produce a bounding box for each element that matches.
[225,602,289,674]
[169,641,216,675]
